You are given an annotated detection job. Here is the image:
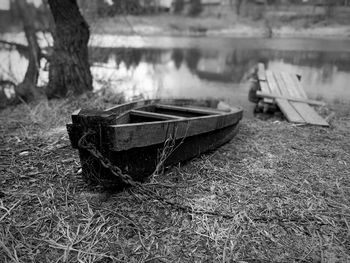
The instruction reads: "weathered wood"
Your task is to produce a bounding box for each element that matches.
[259,80,271,92]
[262,71,279,104]
[106,99,161,116]
[292,103,329,126]
[259,81,273,103]
[266,71,282,95]
[280,72,303,98]
[289,73,308,99]
[105,99,223,116]
[279,72,328,126]
[257,63,273,104]
[271,71,306,124]
[254,63,328,126]
[257,63,266,81]
[71,109,117,126]
[155,104,224,116]
[275,98,305,123]
[130,110,184,120]
[273,71,291,97]
[108,111,242,151]
[256,91,325,106]
[80,123,241,187]
[67,99,243,188]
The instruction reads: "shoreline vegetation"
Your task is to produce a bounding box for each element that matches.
[2,11,350,39]
[90,14,350,39]
[1,95,349,262]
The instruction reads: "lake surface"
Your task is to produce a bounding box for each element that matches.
[1,35,350,115]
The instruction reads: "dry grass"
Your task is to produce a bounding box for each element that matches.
[1,96,350,262]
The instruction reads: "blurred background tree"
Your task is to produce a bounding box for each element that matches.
[12,0,43,102]
[112,0,143,15]
[173,0,185,13]
[189,0,203,16]
[46,0,93,98]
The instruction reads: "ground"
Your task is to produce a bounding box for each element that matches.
[1,95,349,262]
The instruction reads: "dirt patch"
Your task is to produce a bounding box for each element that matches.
[1,96,350,262]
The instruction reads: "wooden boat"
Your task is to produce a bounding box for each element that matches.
[67,99,243,187]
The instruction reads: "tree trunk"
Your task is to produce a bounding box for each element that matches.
[14,0,42,102]
[47,0,92,98]
[235,0,244,16]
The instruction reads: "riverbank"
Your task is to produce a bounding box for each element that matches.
[1,95,349,262]
[90,14,350,39]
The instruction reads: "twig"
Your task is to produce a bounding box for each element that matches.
[0,240,21,263]
[46,239,125,262]
[0,40,28,51]
[0,200,21,222]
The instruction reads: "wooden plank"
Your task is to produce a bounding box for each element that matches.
[274,71,328,125]
[257,63,266,81]
[255,65,328,126]
[108,111,243,151]
[256,91,325,106]
[72,109,117,126]
[259,81,273,104]
[155,104,224,116]
[292,103,329,126]
[105,99,161,116]
[279,72,328,126]
[259,80,270,93]
[114,112,131,124]
[257,65,273,104]
[281,72,304,99]
[266,70,282,95]
[130,110,183,120]
[290,74,308,99]
[272,71,306,123]
[275,98,306,124]
[273,71,292,97]
[105,99,224,115]
[280,72,300,98]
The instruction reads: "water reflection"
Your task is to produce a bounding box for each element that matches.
[90,47,256,85]
[0,46,29,84]
[1,37,350,114]
[90,46,350,104]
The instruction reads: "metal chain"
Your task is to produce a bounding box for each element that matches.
[78,129,140,187]
[77,130,240,219]
[76,130,192,211]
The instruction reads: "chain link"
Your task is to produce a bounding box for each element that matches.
[76,129,239,219]
[78,129,140,187]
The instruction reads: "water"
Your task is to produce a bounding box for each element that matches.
[1,35,350,115]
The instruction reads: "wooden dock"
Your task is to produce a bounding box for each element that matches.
[256,63,328,127]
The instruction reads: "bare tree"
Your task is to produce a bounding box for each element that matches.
[47,0,92,98]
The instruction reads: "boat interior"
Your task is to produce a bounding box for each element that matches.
[115,104,228,124]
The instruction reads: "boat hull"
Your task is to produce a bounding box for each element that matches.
[76,122,240,188]
[66,99,243,188]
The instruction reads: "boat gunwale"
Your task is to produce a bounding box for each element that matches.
[107,110,243,151]
[103,98,237,115]
[68,99,243,151]
[110,108,242,128]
